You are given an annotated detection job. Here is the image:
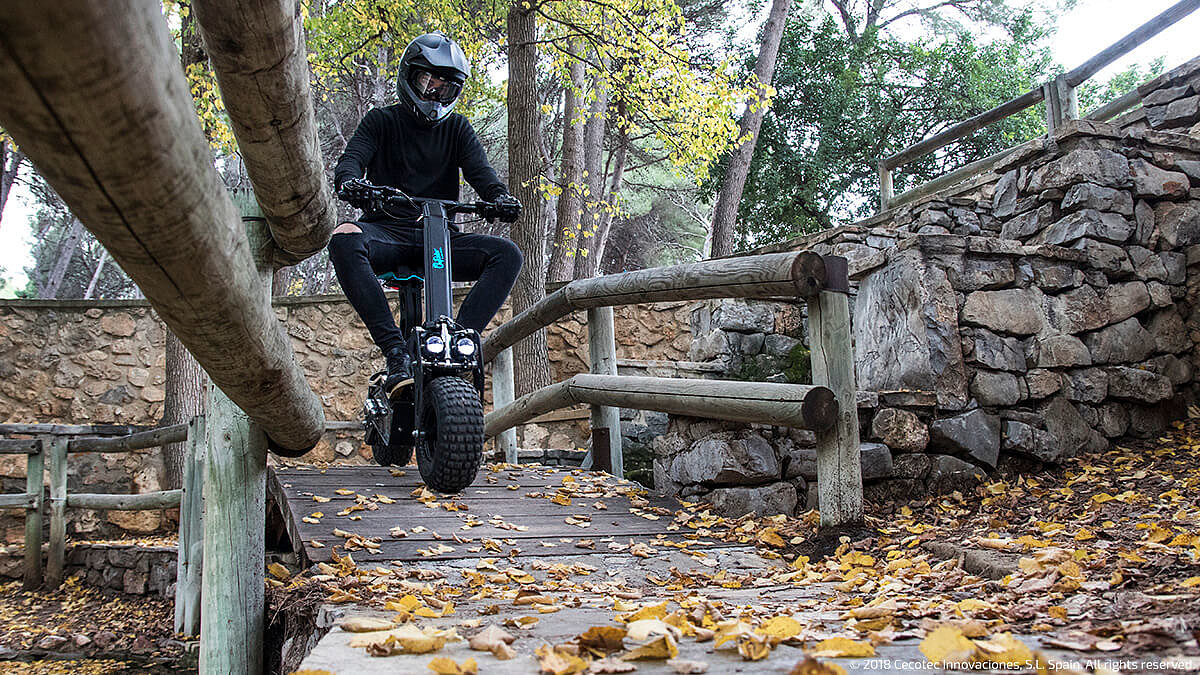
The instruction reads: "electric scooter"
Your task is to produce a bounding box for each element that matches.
[336,181,517,494]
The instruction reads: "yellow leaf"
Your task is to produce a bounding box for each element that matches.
[738,633,773,661]
[757,528,786,547]
[535,644,588,674]
[1180,576,1200,588]
[578,626,627,654]
[427,657,477,674]
[335,488,355,495]
[757,616,804,641]
[1074,529,1095,542]
[624,633,679,660]
[973,633,1032,665]
[340,617,395,633]
[621,601,668,622]
[809,637,875,658]
[1146,525,1172,543]
[267,562,292,580]
[919,625,976,665]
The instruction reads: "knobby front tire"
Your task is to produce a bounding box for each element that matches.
[417,376,484,493]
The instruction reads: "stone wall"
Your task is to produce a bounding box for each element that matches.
[656,58,1200,517]
[0,294,691,540]
[0,541,177,597]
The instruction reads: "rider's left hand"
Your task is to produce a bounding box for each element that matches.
[494,193,521,223]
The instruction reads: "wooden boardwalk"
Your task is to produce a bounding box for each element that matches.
[268,463,740,565]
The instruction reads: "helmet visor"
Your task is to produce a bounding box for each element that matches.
[408,68,463,105]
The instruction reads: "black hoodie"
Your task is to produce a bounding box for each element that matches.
[333,104,508,227]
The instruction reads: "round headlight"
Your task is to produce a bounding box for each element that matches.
[454,337,477,357]
[424,335,446,354]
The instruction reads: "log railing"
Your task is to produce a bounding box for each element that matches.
[0,422,205,636]
[878,0,1200,212]
[485,251,864,527]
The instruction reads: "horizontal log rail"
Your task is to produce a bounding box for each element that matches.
[482,250,833,363]
[0,493,38,509]
[67,423,189,453]
[67,490,182,510]
[878,0,1200,212]
[0,439,42,455]
[192,0,335,266]
[485,375,837,437]
[0,424,149,436]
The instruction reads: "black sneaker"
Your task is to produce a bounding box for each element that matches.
[383,347,414,398]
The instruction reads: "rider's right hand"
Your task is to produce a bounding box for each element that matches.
[336,178,372,206]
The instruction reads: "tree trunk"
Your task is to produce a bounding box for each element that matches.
[162,331,206,489]
[83,249,107,299]
[1,139,25,228]
[709,0,792,258]
[546,47,585,284]
[573,66,609,279]
[507,1,552,397]
[592,101,629,274]
[42,217,84,298]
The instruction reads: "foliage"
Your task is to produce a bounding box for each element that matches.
[717,6,1055,249]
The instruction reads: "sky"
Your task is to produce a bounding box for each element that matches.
[2,0,1200,293]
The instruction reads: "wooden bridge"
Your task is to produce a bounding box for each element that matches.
[267,463,740,566]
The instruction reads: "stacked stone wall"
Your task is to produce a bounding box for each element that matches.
[655,57,1200,517]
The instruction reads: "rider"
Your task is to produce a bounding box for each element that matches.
[328,32,522,398]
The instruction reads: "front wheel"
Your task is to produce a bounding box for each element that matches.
[417,376,484,493]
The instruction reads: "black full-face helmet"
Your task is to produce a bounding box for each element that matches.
[397,32,470,126]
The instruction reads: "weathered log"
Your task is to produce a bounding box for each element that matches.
[23,446,44,589]
[191,0,335,265]
[66,490,183,510]
[493,348,518,463]
[483,251,829,362]
[587,307,622,476]
[0,439,40,454]
[0,494,35,509]
[485,375,837,437]
[0,4,324,452]
[67,424,189,454]
[810,289,863,527]
[47,438,68,587]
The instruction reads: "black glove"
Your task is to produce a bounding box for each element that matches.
[336,178,372,207]
[493,193,521,223]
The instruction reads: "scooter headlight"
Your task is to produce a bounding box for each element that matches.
[424,335,446,355]
[453,336,477,357]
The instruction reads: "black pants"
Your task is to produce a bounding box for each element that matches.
[327,221,523,354]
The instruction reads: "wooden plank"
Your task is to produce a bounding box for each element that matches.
[587,307,622,476]
[67,423,189,453]
[67,490,182,510]
[0,439,41,454]
[1064,0,1200,86]
[200,383,267,674]
[24,446,44,589]
[878,162,893,212]
[0,493,35,509]
[486,375,837,437]
[175,416,204,637]
[482,251,829,362]
[809,289,863,528]
[46,437,68,588]
[0,4,324,454]
[493,347,518,463]
[191,0,334,265]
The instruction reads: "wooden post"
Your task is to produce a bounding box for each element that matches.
[200,198,272,674]
[878,162,894,213]
[23,440,45,589]
[1044,78,1065,134]
[1059,75,1078,122]
[808,261,862,528]
[587,306,623,477]
[175,414,205,637]
[46,436,69,588]
[493,348,518,464]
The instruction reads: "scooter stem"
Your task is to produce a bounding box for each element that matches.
[422,201,454,323]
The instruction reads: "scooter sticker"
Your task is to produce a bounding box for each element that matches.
[432,247,446,269]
